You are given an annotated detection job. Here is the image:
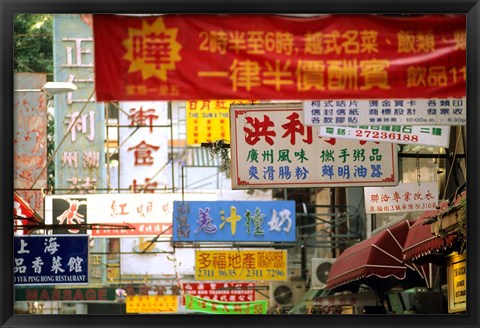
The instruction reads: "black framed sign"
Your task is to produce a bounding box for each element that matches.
[1,1,478,328]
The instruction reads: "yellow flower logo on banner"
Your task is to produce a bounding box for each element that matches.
[123,17,182,81]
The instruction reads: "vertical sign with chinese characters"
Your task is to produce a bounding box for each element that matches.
[230,103,398,189]
[364,181,439,214]
[53,15,105,194]
[14,235,89,285]
[195,250,287,281]
[118,101,170,192]
[14,73,48,223]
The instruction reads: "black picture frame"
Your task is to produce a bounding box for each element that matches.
[1,1,478,328]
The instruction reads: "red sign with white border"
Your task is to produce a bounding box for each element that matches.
[182,282,255,305]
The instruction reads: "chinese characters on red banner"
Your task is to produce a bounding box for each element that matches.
[93,14,466,101]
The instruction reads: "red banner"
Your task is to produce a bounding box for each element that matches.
[93,14,466,101]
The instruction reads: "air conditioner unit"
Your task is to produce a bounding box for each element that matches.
[311,258,335,289]
[270,281,305,308]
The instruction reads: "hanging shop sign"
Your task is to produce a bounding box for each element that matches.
[13,191,43,236]
[14,287,116,302]
[14,235,89,285]
[230,103,398,189]
[44,192,216,237]
[182,282,255,305]
[447,252,466,313]
[303,98,466,126]
[14,72,48,220]
[119,244,195,277]
[172,200,296,242]
[195,250,287,281]
[126,295,178,313]
[117,101,171,193]
[318,125,450,147]
[53,15,105,194]
[185,294,268,314]
[93,14,465,101]
[186,100,253,145]
[364,181,438,214]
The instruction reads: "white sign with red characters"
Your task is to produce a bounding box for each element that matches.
[182,282,255,305]
[44,192,216,237]
[230,103,398,189]
[364,181,439,214]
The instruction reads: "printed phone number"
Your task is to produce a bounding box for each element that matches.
[197,269,285,279]
[355,130,419,142]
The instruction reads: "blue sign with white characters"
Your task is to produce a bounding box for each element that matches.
[14,235,89,285]
[173,201,296,242]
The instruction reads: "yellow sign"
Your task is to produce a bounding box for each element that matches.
[195,250,287,281]
[186,99,253,145]
[126,295,178,313]
[447,252,466,313]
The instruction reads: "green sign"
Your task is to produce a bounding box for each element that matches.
[15,287,116,302]
[185,294,268,314]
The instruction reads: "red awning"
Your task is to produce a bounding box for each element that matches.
[326,220,412,290]
[402,196,463,262]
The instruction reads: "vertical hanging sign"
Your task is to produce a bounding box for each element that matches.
[53,14,105,194]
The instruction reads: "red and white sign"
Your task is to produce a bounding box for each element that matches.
[93,14,466,101]
[364,181,439,214]
[44,192,216,237]
[230,103,398,189]
[182,282,255,305]
[14,192,42,235]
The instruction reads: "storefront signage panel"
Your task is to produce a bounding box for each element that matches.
[93,14,465,101]
[173,200,296,242]
[182,282,255,305]
[126,295,178,313]
[53,15,105,193]
[195,250,287,281]
[230,103,398,189]
[318,125,450,147]
[186,100,253,145]
[14,73,48,222]
[364,181,438,214]
[14,235,89,285]
[44,192,216,237]
[15,287,116,302]
[303,98,466,126]
[447,253,466,313]
[185,294,268,314]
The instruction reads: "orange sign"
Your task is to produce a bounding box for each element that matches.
[126,295,178,313]
[186,99,253,145]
